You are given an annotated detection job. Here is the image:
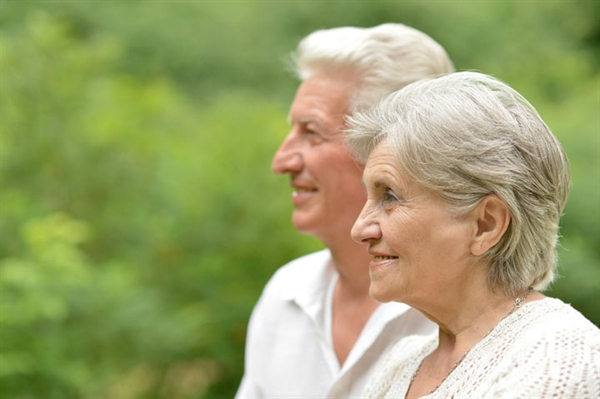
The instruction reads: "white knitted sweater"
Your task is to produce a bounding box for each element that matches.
[364,297,600,399]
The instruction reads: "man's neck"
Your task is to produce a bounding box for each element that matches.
[326,235,380,366]
[326,235,372,296]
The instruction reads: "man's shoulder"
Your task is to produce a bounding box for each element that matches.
[264,249,331,292]
[248,249,331,321]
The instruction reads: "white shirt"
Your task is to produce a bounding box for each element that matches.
[236,249,437,399]
[364,297,600,399]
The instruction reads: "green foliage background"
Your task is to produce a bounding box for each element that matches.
[0,1,598,398]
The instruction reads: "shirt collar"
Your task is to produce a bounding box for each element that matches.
[280,249,335,323]
[278,249,411,332]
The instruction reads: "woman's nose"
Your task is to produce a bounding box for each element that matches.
[351,202,382,244]
[271,132,303,174]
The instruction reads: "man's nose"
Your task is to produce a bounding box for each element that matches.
[271,132,303,174]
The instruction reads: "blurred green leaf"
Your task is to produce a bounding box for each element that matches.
[0,3,597,398]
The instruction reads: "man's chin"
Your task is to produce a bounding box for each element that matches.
[291,213,321,236]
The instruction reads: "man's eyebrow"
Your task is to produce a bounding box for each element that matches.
[287,115,322,125]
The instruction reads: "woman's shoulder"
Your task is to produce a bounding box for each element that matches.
[522,297,599,335]
[511,297,600,356]
[486,297,600,398]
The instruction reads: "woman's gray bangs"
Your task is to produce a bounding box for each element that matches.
[345,112,390,163]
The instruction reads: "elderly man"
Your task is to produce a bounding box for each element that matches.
[236,23,455,398]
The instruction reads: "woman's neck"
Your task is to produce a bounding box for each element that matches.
[405,287,541,399]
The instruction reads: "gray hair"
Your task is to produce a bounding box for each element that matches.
[346,71,571,296]
[292,23,455,112]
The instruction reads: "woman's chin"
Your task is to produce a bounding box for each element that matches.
[369,285,394,303]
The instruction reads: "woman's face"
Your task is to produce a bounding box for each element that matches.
[351,142,477,305]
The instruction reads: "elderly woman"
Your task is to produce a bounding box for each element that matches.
[346,71,600,398]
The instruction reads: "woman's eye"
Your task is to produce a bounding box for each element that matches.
[381,189,399,204]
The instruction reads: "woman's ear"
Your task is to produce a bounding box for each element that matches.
[470,194,511,256]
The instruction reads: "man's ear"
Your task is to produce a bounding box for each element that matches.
[470,194,511,256]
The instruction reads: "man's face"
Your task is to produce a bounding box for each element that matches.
[271,73,367,243]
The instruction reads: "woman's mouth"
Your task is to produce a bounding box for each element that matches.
[373,256,397,261]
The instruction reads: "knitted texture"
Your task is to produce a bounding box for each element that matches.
[364,297,600,398]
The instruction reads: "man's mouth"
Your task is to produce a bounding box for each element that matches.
[293,187,318,195]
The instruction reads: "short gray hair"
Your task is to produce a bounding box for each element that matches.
[292,23,455,112]
[346,71,571,296]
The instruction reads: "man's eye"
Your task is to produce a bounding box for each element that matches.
[305,130,325,144]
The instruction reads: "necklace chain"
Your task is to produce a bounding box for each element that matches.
[408,288,534,395]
